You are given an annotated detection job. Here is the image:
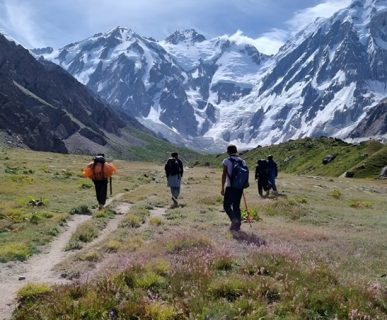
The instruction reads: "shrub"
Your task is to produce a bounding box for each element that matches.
[208,277,251,301]
[145,302,175,320]
[103,239,122,252]
[29,213,41,224]
[94,208,116,218]
[212,255,234,271]
[164,210,184,220]
[329,189,342,199]
[65,221,98,250]
[149,259,170,276]
[0,243,29,262]
[80,182,92,189]
[47,227,59,236]
[121,213,142,228]
[133,271,166,289]
[149,216,164,226]
[241,208,261,222]
[70,205,92,215]
[348,199,374,209]
[79,251,102,262]
[17,283,51,301]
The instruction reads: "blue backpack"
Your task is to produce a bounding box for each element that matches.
[228,157,249,189]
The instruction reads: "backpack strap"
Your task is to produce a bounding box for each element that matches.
[227,156,240,181]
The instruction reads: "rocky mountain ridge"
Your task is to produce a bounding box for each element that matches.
[0,33,168,157]
[33,0,387,151]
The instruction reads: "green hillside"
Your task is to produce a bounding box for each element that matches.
[195,137,387,178]
[111,126,201,163]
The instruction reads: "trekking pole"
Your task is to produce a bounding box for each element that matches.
[242,192,253,229]
[109,177,112,196]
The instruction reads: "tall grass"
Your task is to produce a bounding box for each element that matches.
[13,249,387,319]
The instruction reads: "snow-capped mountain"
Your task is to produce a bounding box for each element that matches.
[33,0,387,151]
[32,27,269,151]
[238,0,387,147]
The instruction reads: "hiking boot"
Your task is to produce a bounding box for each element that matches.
[272,190,279,196]
[230,219,241,231]
[98,204,104,210]
[172,196,178,205]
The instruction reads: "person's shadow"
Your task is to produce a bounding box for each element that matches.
[231,230,266,246]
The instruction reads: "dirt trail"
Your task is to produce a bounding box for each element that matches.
[0,193,127,320]
[79,206,167,281]
[0,214,90,320]
[83,202,131,250]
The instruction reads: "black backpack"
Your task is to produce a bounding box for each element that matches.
[167,158,181,176]
[93,156,106,180]
[257,159,269,176]
[94,156,106,165]
[229,157,249,189]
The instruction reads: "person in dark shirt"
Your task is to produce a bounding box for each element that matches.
[267,155,278,195]
[255,159,270,197]
[165,152,184,207]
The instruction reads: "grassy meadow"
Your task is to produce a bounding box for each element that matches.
[0,146,386,319]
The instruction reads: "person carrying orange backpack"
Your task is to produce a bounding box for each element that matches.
[83,153,117,209]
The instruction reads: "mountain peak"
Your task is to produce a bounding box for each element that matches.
[165,29,206,44]
[106,26,135,39]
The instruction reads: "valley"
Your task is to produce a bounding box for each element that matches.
[0,147,386,319]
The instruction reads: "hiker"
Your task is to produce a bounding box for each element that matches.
[221,144,249,231]
[267,155,278,195]
[255,159,270,197]
[82,153,117,209]
[165,152,184,207]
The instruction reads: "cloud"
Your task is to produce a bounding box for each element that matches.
[285,0,352,30]
[1,0,44,48]
[0,0,352,52]
[254,0,351,55]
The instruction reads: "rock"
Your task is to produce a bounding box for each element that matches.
[345,171,354,178]
[322,153,337,165]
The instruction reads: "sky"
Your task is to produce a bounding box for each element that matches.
[0,0,351,55]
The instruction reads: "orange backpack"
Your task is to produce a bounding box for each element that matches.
[83,157,116,180]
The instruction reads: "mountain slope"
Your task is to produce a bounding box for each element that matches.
[0,34,198,160]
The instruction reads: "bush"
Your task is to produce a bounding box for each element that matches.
[65,221,98,250]
[145,302,175,320]
[79,251,102,262]
[149,216,164,226]
[241,208,261,222]
[17,283,51,301]
[348,199,373,209]
[103,239,122,252]
[121,213,142,228]
[208,277,251,301]
[70,205,92,215]
[329,189,342,199]
[0,243,29,262]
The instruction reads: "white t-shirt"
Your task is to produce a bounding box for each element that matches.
[222,155,246,187]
